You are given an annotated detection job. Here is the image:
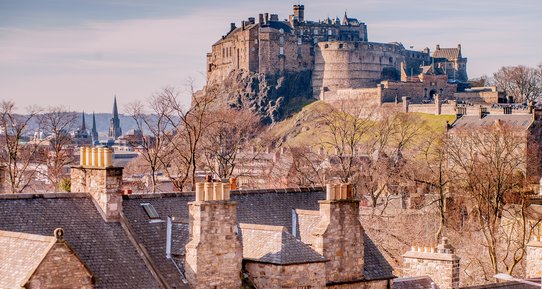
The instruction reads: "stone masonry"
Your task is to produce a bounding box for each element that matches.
[311,184,365,285]
[246,262,326,289]
[402,237,460,289]
[25,229,94,289]
[526,236,542,278]
[71,166,123,222]
[184,182,242,289]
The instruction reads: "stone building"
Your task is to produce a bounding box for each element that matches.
[206,4,468,107]
[108,96,122,140]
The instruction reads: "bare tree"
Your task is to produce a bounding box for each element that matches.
[201,108,261,179]
[493,65,542,104]
[126,97,172,193]
[0,101,43,193]
[39,106,78,190]
[447,122,530,277]
[157,84,217,191]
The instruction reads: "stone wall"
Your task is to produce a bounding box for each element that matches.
[184,200,242,289]
[245,261,326,289]
[70,166,123,222]
[526,238,542,278]
[402,239,460,289]
[454,90,503,104]
[26,241,94,288]
[313,41,414,99]
[326,279,390,289]
[311,199,365,284]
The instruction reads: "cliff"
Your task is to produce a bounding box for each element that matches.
[205,69,314,124]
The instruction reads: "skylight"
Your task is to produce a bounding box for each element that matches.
[141,203,160,219]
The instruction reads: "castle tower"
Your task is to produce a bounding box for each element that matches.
[184,182,242,289]
[403,237,460,289]
[311,183,364,284]
[108,96,122,140]
[293,4,304,22]
[91,112,99,145]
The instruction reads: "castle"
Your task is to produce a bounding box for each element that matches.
[206,5,468,104]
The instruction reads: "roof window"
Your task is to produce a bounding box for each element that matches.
[141,203,160,219]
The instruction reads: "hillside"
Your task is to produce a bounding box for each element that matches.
[261,100,457,149]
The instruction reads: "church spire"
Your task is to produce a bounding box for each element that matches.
[108,95,122,140]
[91,112,98,144]
[80,111,87,131]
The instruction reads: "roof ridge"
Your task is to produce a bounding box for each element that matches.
[0,193,89,200]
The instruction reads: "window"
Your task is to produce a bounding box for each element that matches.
[339,43,343,49]
[279,36,284,44]
[297,37,302,45]
[279,47,284,55]
[313,29,318,35]
[141,203,160,219]
[279,28,284,34]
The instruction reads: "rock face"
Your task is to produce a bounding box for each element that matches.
[206,69,313,123]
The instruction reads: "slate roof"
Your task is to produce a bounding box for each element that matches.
[0,194,161,289]
[239,223,326,265]
[0,230,55,288]
[393,276,434,289]
[432,47,461,60]
[451,114,533,131]
[122,188,395,287]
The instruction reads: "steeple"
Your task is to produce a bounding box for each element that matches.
[80,112,87,131]
[91,112,99,144]
[108,95,122,140]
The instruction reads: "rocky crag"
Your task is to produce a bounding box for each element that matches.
[206,69,314,124]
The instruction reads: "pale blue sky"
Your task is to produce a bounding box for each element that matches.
[1,0,541,113]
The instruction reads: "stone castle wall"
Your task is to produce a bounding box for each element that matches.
[454,90,503,104]
[245,261,326,289]
[184,201,242,289]
[26,242,94,289]
[313,42,417,99]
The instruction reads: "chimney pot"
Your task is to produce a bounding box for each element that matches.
[213,182,223,200]
[326,184,335,200]
[195,183,204,201]
[204,182,213,201]
[229,177,237,191]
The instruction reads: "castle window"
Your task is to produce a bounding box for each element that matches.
[300,30,304,36]
[279,47,284,55]
[339,43,343,49]
[313,29,318,35]
[297,38,302,45]
[328,30,332,36]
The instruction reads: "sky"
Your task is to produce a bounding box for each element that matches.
[1,0,541,113]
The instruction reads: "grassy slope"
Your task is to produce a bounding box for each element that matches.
[263,101,458,148]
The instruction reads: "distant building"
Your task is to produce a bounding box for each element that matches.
[71,112,92,146]
[91,112,99,145]
[108,96,122,140]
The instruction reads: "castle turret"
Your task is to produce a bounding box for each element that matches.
[108,96,122,140]
[184,181,242,289]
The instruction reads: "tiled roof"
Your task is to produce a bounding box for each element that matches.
[433,47,460,60]
[394,276,434,289]
[451,114,533,130]
[240,223,326,265]
[0,194,161,289]
[0,230,55,288]
[122,188,395,287]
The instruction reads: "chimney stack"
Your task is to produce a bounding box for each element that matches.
[403,237,460,289]
[258,13,264,24]
[293,4,305,22]
[71,147,122,222]
[184,181,242,289]
[264,13,269,24]
[310,183,364,284]
[230,22,236,32]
